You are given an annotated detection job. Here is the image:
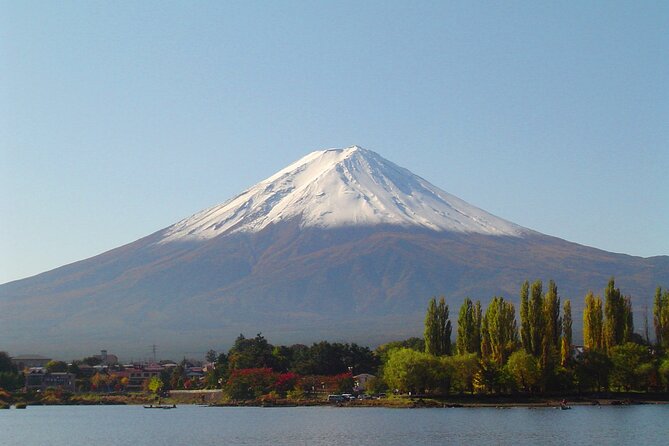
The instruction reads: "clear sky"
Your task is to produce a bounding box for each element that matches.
[1,1,668,285]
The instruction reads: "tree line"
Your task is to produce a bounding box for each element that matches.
[382,278,669,395]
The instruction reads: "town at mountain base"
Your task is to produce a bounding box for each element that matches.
[1,147,667,357]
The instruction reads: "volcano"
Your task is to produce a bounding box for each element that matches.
[1,146,667,358]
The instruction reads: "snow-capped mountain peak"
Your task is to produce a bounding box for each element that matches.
[159,146,526,243]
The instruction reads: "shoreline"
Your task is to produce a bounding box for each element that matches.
[5,392,668,409]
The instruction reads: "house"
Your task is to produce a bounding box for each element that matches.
[25,369,76,392]
[11,354,51,370]
[353,373,376,391]
[122,363,164,391]
[185,367,204,380]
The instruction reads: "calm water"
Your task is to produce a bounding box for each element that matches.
[1,404,668,445]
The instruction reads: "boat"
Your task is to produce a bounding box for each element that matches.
[143,404,176,409]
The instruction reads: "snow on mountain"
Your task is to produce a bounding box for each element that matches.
[159,146,526,244]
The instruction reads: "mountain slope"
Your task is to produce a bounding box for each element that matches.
[1,147,667,358]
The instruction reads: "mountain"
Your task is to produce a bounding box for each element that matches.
[1,146,667,358]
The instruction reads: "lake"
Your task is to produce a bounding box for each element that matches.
[1,404,668,445]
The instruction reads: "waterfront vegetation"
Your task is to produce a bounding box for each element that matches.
[1,278,669,407]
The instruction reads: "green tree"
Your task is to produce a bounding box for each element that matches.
[519,280,531,353]
[45,360,68,373]
[424,296,452,356]
[573,350,611,392]
[376,338,424,365]
[609,342,652,391]
[544,280,561,350]
[505,350,541,392]
[456,298,480,355]
[653,287,669,349]
[622,296,634,343]
[445,353,478,393]
[540,280,561,374]
[583,291,603,350]
[228,333,276,370]
[528,280,544,357]
[383,348,450,394]
[659,358,669,391]
[473,300,482,355]
[480,296,518,365]
[604,278,627,350]
[560,299,573,366]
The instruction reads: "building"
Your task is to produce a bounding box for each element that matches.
[11,354,51,370]
[25,369,76,392]
[121,363,164,391]
[353,373,376,392]
[93,350,119,366]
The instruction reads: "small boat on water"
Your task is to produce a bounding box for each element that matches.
[143,404,176,409]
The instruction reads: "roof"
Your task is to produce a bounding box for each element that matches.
[11,354,51,360]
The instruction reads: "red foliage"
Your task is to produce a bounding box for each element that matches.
[275,372,299,392]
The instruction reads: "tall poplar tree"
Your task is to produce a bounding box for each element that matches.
[560,300,572,366]
[424,296,451,356]
[604,278,627,350]
[544,280,561,350]
[481,297,518,365]
[519,280,531,353]
[457,298,478,355]
[529,280,544,357]
[424,297,439,355]
[583,291,603,350]
[653,287,669,349]
[473,300,483,355]
[622,296,634,343]
[540,280,561,371]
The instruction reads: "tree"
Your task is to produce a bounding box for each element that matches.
[227,333,276,370]
[147,375,164,394]
[540,280,561,373]
[560,300,573,366]
[659,358,669,391]
[583,291,603,350]
[480,296,518,366]
[473,300,482,355]
[456,298,479,355]
[445,353,478,394]
[0,354,22,391]
[604,278,627,350]
[622,296,634,344]
[45,360,68,373]
[206,350,217,363]
[224,368,276,400]
[519,280,531,353]
[424,296,452,356]
[383,348,449,394]
[0,352,16,373]
[573,350,611,392]
[609,342,652,391]
[528,280,544,357]
[505,350,541,392]
[654,287,669,349]
[544,280,561,350]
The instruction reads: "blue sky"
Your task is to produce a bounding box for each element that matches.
[1,1,668,284]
